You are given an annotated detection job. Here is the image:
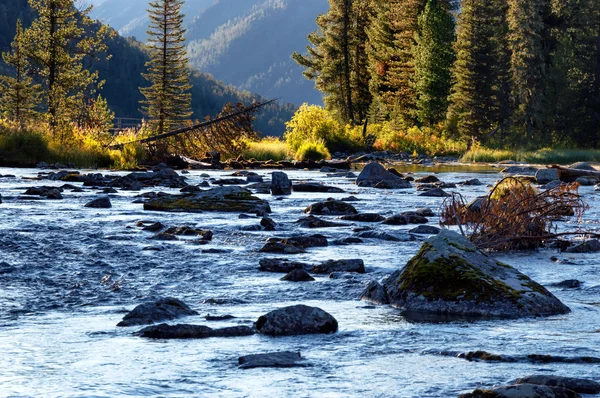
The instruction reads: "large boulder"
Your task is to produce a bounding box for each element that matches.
[255,305,338,336]
[84,196,112,209]
[143,186,271,214]
[312,259,365,274]
[459,384,581,398]
[117,297,199,327]
[382,230,570,318]
[270,171,292,195]
[356,162,411,188]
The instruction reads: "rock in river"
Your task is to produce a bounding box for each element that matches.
[312,259,365,274]
[303,199,358,216]
[143,186,271,214]
[270,171,291,195]
[238,351,307,369]
[381,230,570,318]
[281,269,315,282]
[296,215,345,228]
[356,162,411,188]
[84,196,112,209]
[256,305,338,336]
[459,384,581,398]
[136,323,254,339]
[259,258,311,273]
[117,297,199,327]
[515,375,600,394]
[292,182,345,193]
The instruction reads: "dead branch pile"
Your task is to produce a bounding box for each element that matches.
[441,177,588,251]
[149,102,260,160]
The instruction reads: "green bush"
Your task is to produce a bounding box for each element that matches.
[294,140,331,161]
[0,125,51,166]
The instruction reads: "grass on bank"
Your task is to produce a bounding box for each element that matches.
[0,119,145,168]
[461,146,600,164]
[241,137,290,161]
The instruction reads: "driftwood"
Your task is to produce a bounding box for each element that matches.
[548,165,600,182]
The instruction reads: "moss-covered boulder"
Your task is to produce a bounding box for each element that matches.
[382,230,570,318]
[143,186,271,213]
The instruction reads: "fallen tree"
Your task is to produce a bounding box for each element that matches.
[441,177,592,251]
[548,165,600,182]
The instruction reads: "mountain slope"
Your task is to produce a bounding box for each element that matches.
[90,0,328,106]
[0,3,295,136]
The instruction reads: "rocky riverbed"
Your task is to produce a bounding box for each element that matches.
[0,163,599,397]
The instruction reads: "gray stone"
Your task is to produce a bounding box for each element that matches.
[356,162,411,188]
[270,171,291,195]
[566,239,600,253]
[550,280,582,289]
[292,183,345,193]
[408,225,441,235]
[382,213,428,225]
[85,196,112,209]
[502,166,541,176]
[358,230,413,242]
[416,208,435,217]
[303,200,358,215]
[418,187,450,197]
[312,259,365,274]
[536,168,560,184]
[515,375,600,394]
[575,176,598,186]
[117,297,199,327]
[144,186,271,214]
[259,258,310,273]
[238,351,306,369]
[339,213,385,222]
[260,217,277,231]
[569,162,596,171]
[382,230,570,318]
[280,269,315,282]
[359,280,389,304]
[135,323,254,339]
[459,384,581,398]
[296,215,345,228]
[256,304,338,336]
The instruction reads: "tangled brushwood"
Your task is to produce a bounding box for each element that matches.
[441,177,590,251]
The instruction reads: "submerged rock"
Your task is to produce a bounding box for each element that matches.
[84,196,112,209]
[515,375,600,394]
[281,269,315,282]
[143,186,271,214]
[418,187,450,197]
[382,230,570,318]
[270,171,291,195]
[459,384,581,398]
[358,230,413,242]
[566,239,600,253]
[24,186,63,199]
[117,297,199,327]
[238,351,306,369]
[292,182,345,193]
[408,225,441,235]
[296,215,345,228]
[312,259,365,274]
[382,212,429,225]
[136,323,254,339]
[259,258,310,273]
[550,279,582,289]
[256,305,338,336]
[303,199,358,216]
[260,234,328,254]
[356,162,411,188]
[339,213,385,222]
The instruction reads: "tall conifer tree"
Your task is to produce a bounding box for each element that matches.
[293,0,371,125]
[413,0,455,126]
[507,0,551,140]
[0,19,40,129]
[23,0,110,138]
[140,0,192,135]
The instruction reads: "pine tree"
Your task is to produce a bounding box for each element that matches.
[507,0,551,141]
[413,0,455,126]
[293,0,371,125]
[447,0,511,143]
[140,0,192,136]
[23,0,111,138]
[0,19,40,129]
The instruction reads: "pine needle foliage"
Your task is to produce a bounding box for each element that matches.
[140,0,192,137]
[0,19,41,129]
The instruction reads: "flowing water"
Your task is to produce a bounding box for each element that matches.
[0,165,599,397]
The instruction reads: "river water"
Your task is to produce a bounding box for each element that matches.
[0,165,599,397]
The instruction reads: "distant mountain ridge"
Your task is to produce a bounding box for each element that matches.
[90,0,328,106]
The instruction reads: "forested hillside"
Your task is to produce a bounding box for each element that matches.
[90,0,328,106]
[0,1,295,136]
